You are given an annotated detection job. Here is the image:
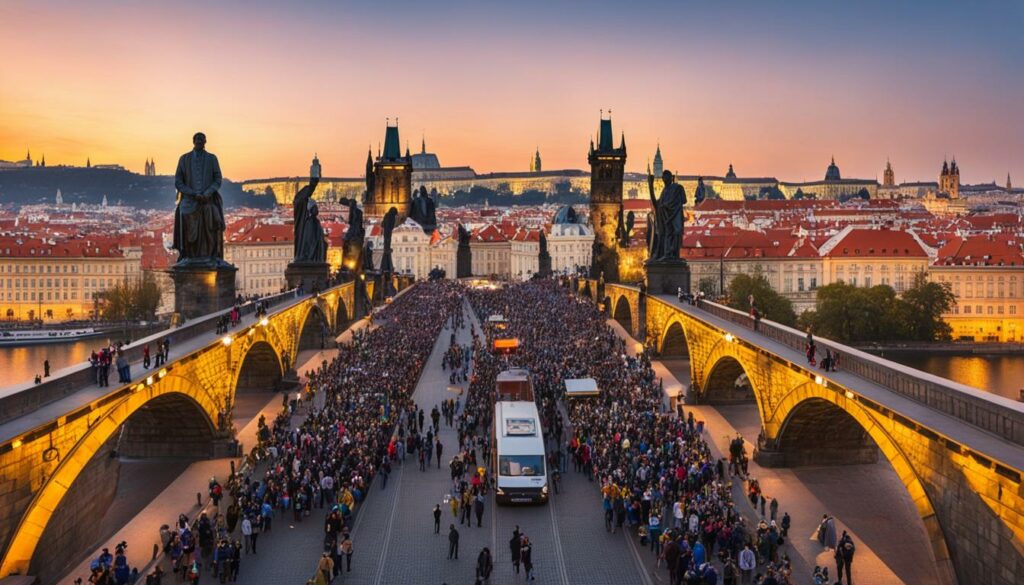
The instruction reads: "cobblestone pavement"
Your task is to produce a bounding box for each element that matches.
[347,300,651,585]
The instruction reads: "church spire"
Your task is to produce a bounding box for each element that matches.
[421,134,426,155]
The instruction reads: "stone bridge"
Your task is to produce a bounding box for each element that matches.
[0,276,408,580]
[579,278,1024,585]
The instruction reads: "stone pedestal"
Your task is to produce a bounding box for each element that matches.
[457,245,472,278]
[538,250,552,278]
[645,260,691,296]
[169,262,237,319]
[285,261,330,292]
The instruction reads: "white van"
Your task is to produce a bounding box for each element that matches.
[493,400,548,504]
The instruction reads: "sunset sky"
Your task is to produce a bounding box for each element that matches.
[1,0,1022,183]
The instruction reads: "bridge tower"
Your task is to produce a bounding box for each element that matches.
[365,119,412,221]
[588,112,626,281]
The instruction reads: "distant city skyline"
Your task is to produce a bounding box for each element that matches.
[1,0,1022,183]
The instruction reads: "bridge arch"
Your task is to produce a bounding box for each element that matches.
[612,295,633,334]
[659,319,691,358]
[766,387,954,581]
[298,303,330,352]
[335,297,350,332]
[0,374,219,578]
[235,339,284,393]
[700,354,756,405]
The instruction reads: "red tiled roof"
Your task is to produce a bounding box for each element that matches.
[935,236,1024,266]
[824,228,928,258]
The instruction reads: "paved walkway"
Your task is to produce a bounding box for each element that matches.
[346,300,651,585]
[58,391,283,584]
[608,318,938,585]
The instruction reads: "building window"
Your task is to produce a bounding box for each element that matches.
[964,305,971,314]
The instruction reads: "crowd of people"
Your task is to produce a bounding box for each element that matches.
[71,277,864,585]
[76,280,463,584]
[463,280,800,585]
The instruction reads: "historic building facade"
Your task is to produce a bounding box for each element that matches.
[365,122,413,221]
[588,115,626,280]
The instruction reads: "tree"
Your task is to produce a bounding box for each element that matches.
[697,276,719,298]
[726,273,796,326]
[100,272,163,322]
[804,275,953,343]
[898,271,955,341]
[807,282,902,342]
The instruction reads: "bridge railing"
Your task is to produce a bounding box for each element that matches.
[691,298,1024,448]
[0,286,309,428]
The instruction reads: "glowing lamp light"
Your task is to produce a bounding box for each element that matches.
[158,368,167,379]
[814,375,823,385]
[146,376,154,386]
[845,390,855,399]
[11,439,23,449]
[222,336,233,347]
[724,333,734,343]
[260,317,269,327]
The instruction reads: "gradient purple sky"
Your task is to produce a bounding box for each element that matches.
[1,0,1021,183]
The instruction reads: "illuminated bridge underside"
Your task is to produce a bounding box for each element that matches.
[0,278,397,580]
[581,280,1024,585]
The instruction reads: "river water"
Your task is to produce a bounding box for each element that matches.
[878,352,1024,402]
[0,338,115,386]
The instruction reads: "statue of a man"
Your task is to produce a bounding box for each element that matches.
[292,161,326,263]
[409,185,438,234]
[647,170,686,262]
[379,206,398,273]
[339,197,365,272]
[173,132,225,263]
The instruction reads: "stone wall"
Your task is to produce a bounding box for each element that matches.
[584,284,1024,585]
[0,282,363,576]
[28,434,119,584]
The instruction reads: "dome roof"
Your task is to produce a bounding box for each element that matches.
[552,206,579,224]
[825,157,841,181]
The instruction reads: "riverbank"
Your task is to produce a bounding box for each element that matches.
[857,341,1024,354]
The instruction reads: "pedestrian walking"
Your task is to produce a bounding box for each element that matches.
[509,528,521,574]
[433,504,442,534]
[317,552,333,584]
[473,491,485,527]
[838,532,855,584]
[521,536,534,581]
[738,543,755,585]
[769,497,778,521]
[448,524,460,560]
[476,547,494,584]
[43,358,50,377]
[340,533,353,572]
